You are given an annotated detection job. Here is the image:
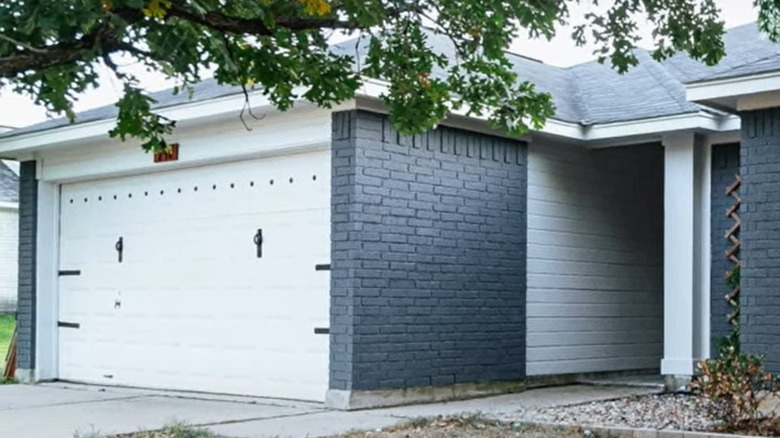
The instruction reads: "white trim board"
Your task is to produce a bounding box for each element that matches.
[0,77,741,160]
[36,105,339,184]
[687,70,780,112]
[358,78,740,144]
[688,70,780,102]
[0,96,354,159]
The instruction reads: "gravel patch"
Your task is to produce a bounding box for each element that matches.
[504,393,718,432]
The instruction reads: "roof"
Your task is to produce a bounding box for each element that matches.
[695,55,780,82]
[6,80,246,137]
[0,160,18,203]
[666,23,780,83]
[5,22,778,138]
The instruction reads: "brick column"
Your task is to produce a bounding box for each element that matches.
[740,108,780,372]
[16,160,37,381]
[328,110,527,408]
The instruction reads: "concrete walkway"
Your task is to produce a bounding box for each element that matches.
[0,383,660,438]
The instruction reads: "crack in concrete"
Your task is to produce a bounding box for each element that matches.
[153,393,326,411]
[0,395,150,412]
[178,409,331,428]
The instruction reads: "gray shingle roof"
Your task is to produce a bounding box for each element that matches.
[696,54,780,82]
[566,50,701,124]
[4,22,779,138]
[6,79,246,137]
[0,160,18,203]
[329,32,584,122]
[664,23,780,83]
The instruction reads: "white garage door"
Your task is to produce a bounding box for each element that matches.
[57,150,331,401]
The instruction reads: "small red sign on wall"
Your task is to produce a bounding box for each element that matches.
[154,143,179,163]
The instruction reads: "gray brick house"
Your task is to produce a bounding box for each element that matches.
[0,23,777,408]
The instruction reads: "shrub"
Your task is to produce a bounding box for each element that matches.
[690,343,779,432]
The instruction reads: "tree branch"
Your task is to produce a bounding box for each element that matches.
[164,2,361,35]
[0,4,363,79]
[0,8,144,78]
[0,34,47,54]
[116,43,171,66]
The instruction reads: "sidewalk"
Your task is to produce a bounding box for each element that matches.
[0,383,659,438]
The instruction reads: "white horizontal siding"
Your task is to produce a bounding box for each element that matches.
[0,207,18,313]
[526,141,663,376]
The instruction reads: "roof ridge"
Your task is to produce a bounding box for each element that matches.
[564,68,590,124]
[636,51,699,113]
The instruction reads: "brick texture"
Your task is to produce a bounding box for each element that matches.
[16,160,37,370]
[330,110,527,391]
[740,108,780,372]
[710,143,740,351]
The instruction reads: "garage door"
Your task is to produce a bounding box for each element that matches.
[57,150,331,401]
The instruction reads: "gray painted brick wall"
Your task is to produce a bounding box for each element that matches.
[710,143,740,351]
[740,108,780,372]
[16,160,37,371]
[330,110,527,392]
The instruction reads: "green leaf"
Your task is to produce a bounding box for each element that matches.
[0,0,746,146]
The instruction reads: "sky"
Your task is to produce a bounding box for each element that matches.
[0,0,760,129]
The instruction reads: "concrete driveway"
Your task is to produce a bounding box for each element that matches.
[0,383,659,438]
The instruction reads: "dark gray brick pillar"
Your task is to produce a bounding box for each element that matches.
[739,108,780,372]
[710,143,740,352]
[329,110,527,405]
[16,160,37,373]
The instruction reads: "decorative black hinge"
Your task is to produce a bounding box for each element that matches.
[115,237,124,263]
[58,270,81,276]
[313,327,330,335]
[315,264,330,271]
[57,321,80,329]
[254,228,263,258]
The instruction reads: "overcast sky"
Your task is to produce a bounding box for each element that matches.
[0,0,760,128]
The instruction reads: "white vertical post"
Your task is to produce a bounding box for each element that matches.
[697,139,712,362]
[662,133,708,381]
[35,176,59,381]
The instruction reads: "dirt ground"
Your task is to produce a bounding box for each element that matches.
[110,417,611,438]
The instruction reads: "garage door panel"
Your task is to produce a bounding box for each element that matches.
[58,150,331,401]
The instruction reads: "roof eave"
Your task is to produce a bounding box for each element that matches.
[0,76,742,158]
[0,89,324,159]
[687,69,780,112]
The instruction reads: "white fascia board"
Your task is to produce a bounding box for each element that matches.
[0,76,741,155]
[687,70,780,103]
[361,78,739,142]
[583,112,739,141]
[360,78,583,139]
[538,118,583,139]
[0,89,327,157]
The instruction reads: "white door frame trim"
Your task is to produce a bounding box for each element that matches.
[698,137,713,362]
[35,173,60,381]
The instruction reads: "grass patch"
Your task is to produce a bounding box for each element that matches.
[0,313,15,370]
[85,416,619,438]
[107,423,223,438]
[338,415,613,438]
[88,416,616,438]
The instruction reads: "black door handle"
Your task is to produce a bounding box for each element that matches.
[115,237,123,263]
[253,229,263,258]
